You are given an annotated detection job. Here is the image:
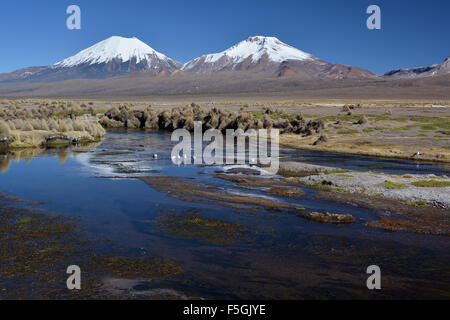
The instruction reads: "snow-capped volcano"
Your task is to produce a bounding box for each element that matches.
[0,36,181,83]
[54,36,178,70]
[0,35,376,86]
[183,36,315,71]
[182,36,374,79]
[1,36,181,82]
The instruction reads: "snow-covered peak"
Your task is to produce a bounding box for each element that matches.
[54,36,170,68]
[183,36,315,70]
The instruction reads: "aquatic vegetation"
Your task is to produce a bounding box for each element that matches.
[306,181,348,194]
[366,215,450,236]
[283,177,302,183]
[315,188,450,236]
[0,191,183,299]
[303,233,450,294]
[301,211,355,225]
[140,176,298,210]
[0,192,86,296]
[364,164,384,169]
[264,187,305,198]
[96,256,183,279]
[408,201,428,207]
[153,210,249,245]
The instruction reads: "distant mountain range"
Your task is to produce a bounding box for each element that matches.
[0,36,448,97]
[384,56,450,78]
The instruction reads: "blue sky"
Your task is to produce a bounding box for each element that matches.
[0,0,449,74]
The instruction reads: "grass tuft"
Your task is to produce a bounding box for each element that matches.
[383,180,409,189]
[412,180,450,188]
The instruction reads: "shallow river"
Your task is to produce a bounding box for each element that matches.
[1,131,449,299]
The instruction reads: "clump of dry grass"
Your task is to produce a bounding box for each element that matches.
[0,120,11,135]
[0,101,107,149]
[22,121,34,131]
[58,120,69,132]
[101,103,324,137]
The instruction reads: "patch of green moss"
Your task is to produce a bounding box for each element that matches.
[373,193,383,197]
[353,141,375,146]
[47,139,70,147]
[367,114,392,121]
[390,125,416,131]
[153,210,249,245]
[420,124,437,131]
[337,129,359,134]
[326,168,351,174]
[391,117,409,123]
[412,180,450,188]
[408,201,428,207]
[364,164,384,169]
[97,256,183,279]
[94,108,107,115]
[383,180,409,189]
[307,182,349,194]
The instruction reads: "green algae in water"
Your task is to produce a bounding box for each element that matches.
[408,201,428,207]
[152,209,249,245]
[0,192,183,299]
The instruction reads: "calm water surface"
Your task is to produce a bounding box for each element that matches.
[1,131,449,299]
